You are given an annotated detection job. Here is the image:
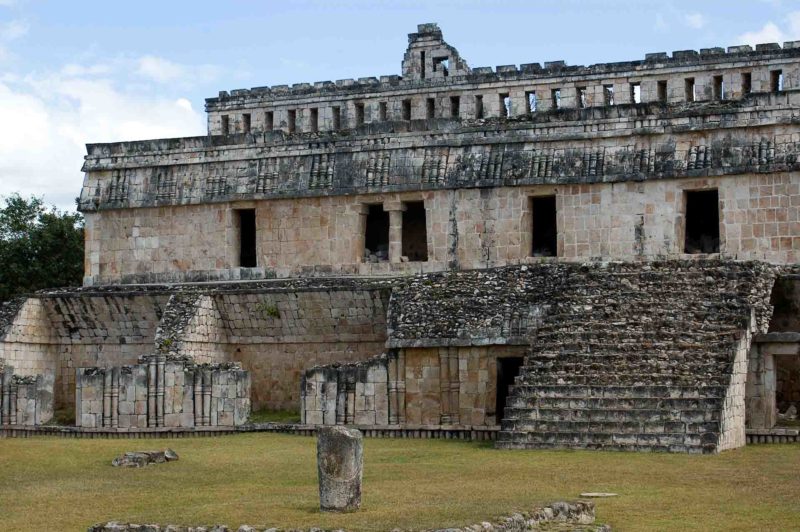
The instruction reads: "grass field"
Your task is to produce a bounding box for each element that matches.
[0,434,798,531]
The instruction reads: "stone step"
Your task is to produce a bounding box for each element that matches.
[505,395,722,411]
[502,406,721,424]
[517,373,730,387]
[494,429,716,452]
[508,384,728,399]
[524,357,732,376]
[499,418,721,435]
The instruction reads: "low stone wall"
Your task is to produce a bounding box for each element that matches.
[76,355,250,429]
[0,363,53,426]
[88,500,605,531]
[301,354,391,426]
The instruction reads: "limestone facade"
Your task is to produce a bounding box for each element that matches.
[1,23,798,451]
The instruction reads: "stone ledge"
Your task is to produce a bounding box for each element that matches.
[753,332,800,343]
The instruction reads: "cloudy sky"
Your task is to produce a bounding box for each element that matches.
[1,0,799,211]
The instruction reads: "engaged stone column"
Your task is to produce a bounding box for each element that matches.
[385,203,406,263]
[317,426,363,512]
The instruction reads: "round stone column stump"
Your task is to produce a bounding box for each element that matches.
[317,426,363,512]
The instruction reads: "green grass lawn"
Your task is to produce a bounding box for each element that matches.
[0,434,798,531]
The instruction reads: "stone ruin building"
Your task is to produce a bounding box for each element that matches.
[1,23,799,453]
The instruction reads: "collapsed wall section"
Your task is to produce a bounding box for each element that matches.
[76,354,249,429]
[0,363,53,426]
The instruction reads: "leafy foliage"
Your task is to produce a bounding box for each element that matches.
[0,194,84,302]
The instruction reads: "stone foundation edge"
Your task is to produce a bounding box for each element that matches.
[3,423,797,445]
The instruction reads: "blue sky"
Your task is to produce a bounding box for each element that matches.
[1,0,799,210]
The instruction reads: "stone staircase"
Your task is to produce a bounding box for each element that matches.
[496,261,775,454]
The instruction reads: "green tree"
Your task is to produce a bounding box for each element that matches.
[0,194,84,302]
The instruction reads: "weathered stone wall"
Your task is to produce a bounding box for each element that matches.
[401,346,528,426]
[81,170,800,284]
[76,355,250,429]
[718,319,756,450]
[0,298,58,378]
[203,23,800,136]
[0,363,53,426]
[0,294,169,410]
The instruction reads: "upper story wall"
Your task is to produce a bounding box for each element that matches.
[204,23,800,136]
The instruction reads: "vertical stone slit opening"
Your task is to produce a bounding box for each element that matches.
[684,189,720,254]
[237,209,257,267]
[364,204,389,262]
[530,195,557,257]
[401,201,428,262]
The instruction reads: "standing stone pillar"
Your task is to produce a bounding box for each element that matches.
[385,203,406,263]
[317,426,363,512]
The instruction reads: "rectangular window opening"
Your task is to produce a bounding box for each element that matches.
[310,108,319,132]
[631,82,642,104]
[771,69,783,92]
[604,84,615,106]
[684,189,720,254]
[658,80,668,103]
[332,106,341,129]
[379,101,388,121]
[265,111,274,132]
[551,88,561,109]
[530,195,557,257]
[401,201,428,261]
[526,91,537,114]
[499,93,511,117]
[236,209,257,268]
[433,56,449,77]
[221,115,230,135]
[475,95,484,118]
[577,86,587,109]
[713,75,724,100]
[685,78,696,102]
[495,357,524,424]
[426,97,435,119]
[287,110,296,133]
[450,96,460,118]
[364,204,389,262]
[402,99,412,120]
[420,51,426,79]
[742,72,752,95]
[355,102,365,126]
[242,113,251,133]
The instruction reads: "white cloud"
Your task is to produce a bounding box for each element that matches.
[685,13,706,30]
[136,55,220,85]
[0,19,27,41]
[736,10,800,46]
[0,18,27,60]
[0,70,206,210]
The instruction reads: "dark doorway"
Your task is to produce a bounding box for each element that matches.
[364,204,389,262]
[496,356,524,425]
[530,196,557,256]
[237,209,257,267]
[401,201,428,261]
[684,189,720,253]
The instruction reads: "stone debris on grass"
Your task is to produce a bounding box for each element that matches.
[111,449,179,468]
[88,501,608,531]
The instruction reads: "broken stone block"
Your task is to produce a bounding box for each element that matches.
[111,449,179,468]
[317,426,363,512]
